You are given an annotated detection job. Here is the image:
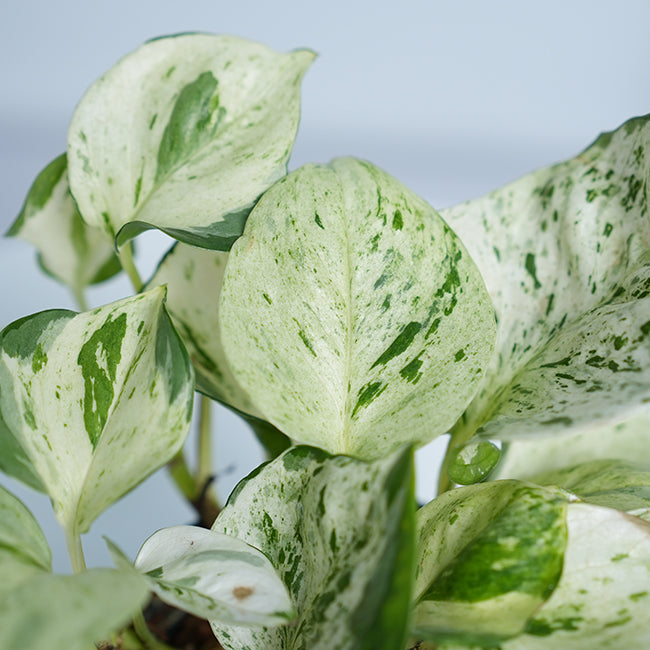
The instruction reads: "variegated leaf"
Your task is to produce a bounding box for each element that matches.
[441,115,650,467]
[211,445,415,650]
[67,33,314,250]
[127,525,294,625]
[219,159,496,459]
[147,242,260,415]
[8,154,121,296]
[413,481,568,646]
[0,287,194,535]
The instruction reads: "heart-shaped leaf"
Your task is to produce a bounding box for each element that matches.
[67,33,314,250]
[8,154,120,297]
[219,159,496,459]
[413,481,568,646]
[211,445,415,650]
[0,286,194,535]
[441,115,650,467]
[110,525,295,625]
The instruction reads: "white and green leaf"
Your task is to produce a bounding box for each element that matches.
[413,481,568,646]
[8,154,121,297]
[212,445,416,650]
[219,159,496,459]
[442,115,650,466]
[0,287,194,535]
[118,525,295,625]
[67,33,314,250]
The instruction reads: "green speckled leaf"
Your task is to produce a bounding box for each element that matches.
[413,481,568,646]
[128,525,294,625]
[219,159,495,459]
[442,115,650,459]
[8,154,121,294]
[0,569,148,650]
[0,287,194,536]
[67,33,314,250]
[211,445,415,650]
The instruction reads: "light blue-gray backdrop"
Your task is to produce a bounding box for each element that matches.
[2,0,650,571]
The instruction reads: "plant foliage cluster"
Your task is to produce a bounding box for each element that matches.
[1,33,650,650]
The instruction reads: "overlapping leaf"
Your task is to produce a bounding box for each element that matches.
[211,445,415,650]
[413,481,568,646]
[0,287,194,535]
[441,115,650,465]
[67,33,314,250]
[7,154,120,297]
[219,159,496,459]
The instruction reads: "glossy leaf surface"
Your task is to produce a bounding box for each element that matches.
[212,445,415,650]
[413,481,567,646]
[0,287,194,534]
[8,154,120,294]
[67,33,314,249]
[442,115,650,455]
[220,159,495,459]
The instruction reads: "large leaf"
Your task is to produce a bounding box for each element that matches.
[67,33,314,250]
[8,154,121,296]
[120,525,294,625]
[413,481,568,646]
[0,287,194,534]
[219,159,496,459]
[211,445,415,650]
[442,115,650,463]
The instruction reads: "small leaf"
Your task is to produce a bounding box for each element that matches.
[212,445,416,650]
[442,114,650,454]
[219,159,495,459]
[447,440,501,485]
[67,33,314,249]
[413,481,568,646]
[0,287,194,535]
[7,154,121,294]
[131,525,294,625]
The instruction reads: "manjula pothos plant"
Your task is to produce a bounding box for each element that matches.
[1,32,650,650]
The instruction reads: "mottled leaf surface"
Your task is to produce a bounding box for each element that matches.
[147,242,260,415]
[442,115,650,454]
[8,154,120,294]
[212,445,415,650]
[413,481,567,646]
[67,33,314,249]
[220,159,495,459]
[0,287,194,535]
[129,525,295,625]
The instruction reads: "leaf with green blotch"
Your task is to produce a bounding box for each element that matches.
[412,481,568,646]
[0,286,194,537]
[211,445,416,650]
[531,458,650,518]
[442,114,650,466]
[67,33,314,250]
[219,158,496,459]
[108,525,295,625]
[7,154,121,296]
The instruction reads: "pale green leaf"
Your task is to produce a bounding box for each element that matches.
[447,440,501,485]
[211,445,415,650]
[413,481,568,646]
[0,287,194,535]
[8,154,121,294]
[219,159,496,459]
[131,525,294,625]
[442,115,650,459]
[0,569,149,650]
[67,33,314,250]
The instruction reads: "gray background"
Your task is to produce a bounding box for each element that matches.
[1,0,650,571]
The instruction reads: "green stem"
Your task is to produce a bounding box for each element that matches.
[119,243,144,292]
[196,395,213,492]
[167,449,197,503]
[72,285,89,312]
[133,610,176,650]
[65,527,87,574]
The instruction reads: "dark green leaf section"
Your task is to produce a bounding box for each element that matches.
[156,71,224,183]
[0,310,74,361]
[212,445,416,650]
[77,313,127,447]
[243,414,292,459]
[155,307,193,408]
